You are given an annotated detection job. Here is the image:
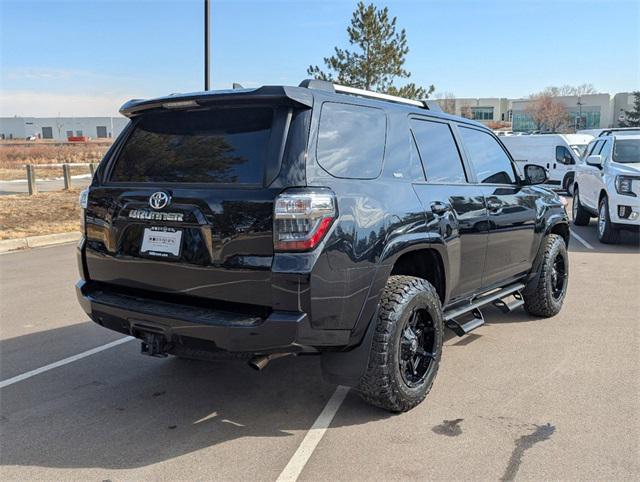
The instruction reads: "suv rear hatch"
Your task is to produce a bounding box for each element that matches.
[83,93,310,309]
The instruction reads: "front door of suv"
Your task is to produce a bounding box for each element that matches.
[457,126,538,288]
[410,117,488,300]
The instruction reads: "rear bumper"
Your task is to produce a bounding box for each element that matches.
[76,280,349,353]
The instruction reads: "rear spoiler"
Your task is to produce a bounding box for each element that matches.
[119,85,314,118]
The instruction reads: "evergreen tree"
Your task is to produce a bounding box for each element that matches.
[620,91,640,127]
[307,2,434,100]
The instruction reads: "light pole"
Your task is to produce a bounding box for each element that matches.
[576,96,583,130]
[204,0,210,91]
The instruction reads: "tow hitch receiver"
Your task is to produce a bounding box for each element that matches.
[140,333,168,358]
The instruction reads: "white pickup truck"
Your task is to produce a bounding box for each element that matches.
[572,133,640,243]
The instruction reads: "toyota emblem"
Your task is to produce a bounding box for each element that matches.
[149,192,170,210]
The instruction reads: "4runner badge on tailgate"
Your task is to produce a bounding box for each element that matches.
[129,209,184,222]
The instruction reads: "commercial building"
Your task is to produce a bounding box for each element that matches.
[0,116,128,141]
[437,97,511,124]
[436,92,635,132]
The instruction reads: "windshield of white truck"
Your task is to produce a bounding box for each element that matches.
[612,139,640,164]
[570,144,588,158]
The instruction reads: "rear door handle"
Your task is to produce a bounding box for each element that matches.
[430,201,450,215]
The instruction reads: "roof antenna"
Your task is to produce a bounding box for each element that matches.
[232,83,244,89]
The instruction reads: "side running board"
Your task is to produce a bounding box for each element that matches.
[443,283,525,337]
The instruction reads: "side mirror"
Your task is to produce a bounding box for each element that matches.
[524,164,547,185]
[586,154,603,168]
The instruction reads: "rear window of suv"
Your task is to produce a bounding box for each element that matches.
[110,107,273,184]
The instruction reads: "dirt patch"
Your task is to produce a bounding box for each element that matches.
[0,190,82,240]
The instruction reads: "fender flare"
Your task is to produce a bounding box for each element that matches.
[321,234,449,387]
[525,218,569,293]
[561,171,574,191]
[346,232,449,348]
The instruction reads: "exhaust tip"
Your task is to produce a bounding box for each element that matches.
[248,353,291,371]
[248,355,270,371]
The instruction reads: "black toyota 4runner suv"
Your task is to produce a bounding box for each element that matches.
[76,80,570,412]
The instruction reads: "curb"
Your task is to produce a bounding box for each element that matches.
[0,232,81,253]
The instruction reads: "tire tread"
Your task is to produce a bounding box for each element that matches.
[523,234,567,317]
[357,275,442,413]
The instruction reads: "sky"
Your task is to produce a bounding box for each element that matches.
[1,0,639,117]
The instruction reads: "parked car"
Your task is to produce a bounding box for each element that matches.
[501,134,593,195]
[573,133,640,243]
[76,80,570,412]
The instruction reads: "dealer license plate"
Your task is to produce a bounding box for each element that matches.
[140,227,183,258]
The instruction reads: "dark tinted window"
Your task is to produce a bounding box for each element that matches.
[383,130,424,181]
[556,146,573,164]
[459,127,516,184]
[410,119,466,183]
[316,102,386,179]
[613,139,640,163]
[110,107,273,183]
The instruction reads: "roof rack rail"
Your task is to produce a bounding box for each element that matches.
[333,84,428,109]
[298,78,434,110]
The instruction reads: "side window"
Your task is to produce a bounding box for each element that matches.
[589,140,603,156]
[555,146,573,164]
[598,139,612,160]
[383,129,425,181]
[410,119,466,183]
[316,102,386,179]
[459,127,516,184]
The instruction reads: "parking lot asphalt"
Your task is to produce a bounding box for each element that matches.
[1,213,638,481]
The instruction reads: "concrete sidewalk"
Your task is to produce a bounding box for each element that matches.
[0,232,81,253]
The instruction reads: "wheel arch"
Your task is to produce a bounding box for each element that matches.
[346,234,449,351]
[389,248,446,304]
[562,171,574,190]
[549,220,570,246]
[598,189,608,204]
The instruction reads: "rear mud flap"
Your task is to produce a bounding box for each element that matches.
[320,308,378,387]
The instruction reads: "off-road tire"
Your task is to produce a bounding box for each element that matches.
[356,275,444,413]
[597,196,621,244]
[572,187,591,226]
[523,234,568,317]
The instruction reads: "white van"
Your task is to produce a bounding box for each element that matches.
[500,134,593,194]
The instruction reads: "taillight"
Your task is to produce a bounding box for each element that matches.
[274,190,336,251]
[79,188,88,232]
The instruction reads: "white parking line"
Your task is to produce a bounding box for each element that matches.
[277,385,350,482]
[0,336,134,389]
[570,229,594,250]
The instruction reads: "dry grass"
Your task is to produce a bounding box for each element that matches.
[0,165,91,181]
[0,189,81,240]
[0,141,110,180]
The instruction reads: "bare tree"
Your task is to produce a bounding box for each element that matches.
[525,93,569,132]
[434,92,456,114]
[459,105,472,119]
[544,84,597,97]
